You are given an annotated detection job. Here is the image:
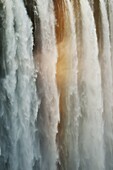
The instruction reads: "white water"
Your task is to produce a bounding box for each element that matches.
[78,0,105,170]
[35,0,60,169]
[56,0,80,169]
[99,0,113,169]
[64,1,80,169]
[107,1,113,78]
[0,0,39,170]
[0,0,113,170]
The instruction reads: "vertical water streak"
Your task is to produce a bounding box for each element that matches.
[0,0,39,170]
[107,0,113,101]
[56,0,80,169]
[35,0,60,169]
[98,0,113,169]
[0,1,16,169]
[78,0,105,169]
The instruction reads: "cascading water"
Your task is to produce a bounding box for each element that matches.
[34,0,60,170]
[107,0,113,76]
[78,0,105,169]
[95,0,113,169]
[55,0,80,169]
[0,0,113,170]
[0,0,39,170]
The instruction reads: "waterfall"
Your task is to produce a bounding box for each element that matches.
[97,0,113,169]
[0,0,39,170]
[0,0,113,170]
[56,0,80,169]
[34,0,60,169]
[78,0,105,170]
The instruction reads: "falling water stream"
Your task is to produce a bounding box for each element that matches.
[78,0,105,170]
[0,0,113,170]
[0,0,39,170]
